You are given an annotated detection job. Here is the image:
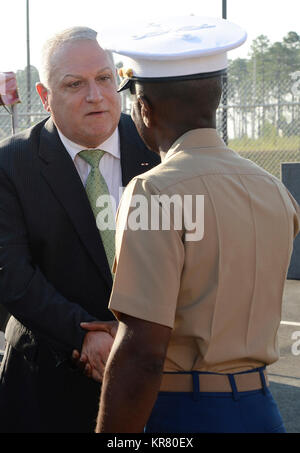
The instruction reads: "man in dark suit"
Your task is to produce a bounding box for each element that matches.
[0,27,160,433]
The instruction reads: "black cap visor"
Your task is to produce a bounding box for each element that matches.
[117,69,226,92]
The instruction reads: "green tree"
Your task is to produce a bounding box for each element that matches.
[228,58,251,137]
[248,35,272,136]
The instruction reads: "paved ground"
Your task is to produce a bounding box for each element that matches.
[0,279,299,432]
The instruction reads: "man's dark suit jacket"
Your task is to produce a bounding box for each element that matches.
[0,114,160,433]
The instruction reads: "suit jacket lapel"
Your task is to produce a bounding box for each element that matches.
[119,113,157,186]
[38,118,113,288]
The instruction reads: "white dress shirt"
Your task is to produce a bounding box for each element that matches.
[57,128,123,213]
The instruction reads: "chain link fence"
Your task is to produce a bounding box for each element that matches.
[218,73,300,179]
[0,67,48,141]
[1,68,300,179]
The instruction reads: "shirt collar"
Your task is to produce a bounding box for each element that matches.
[163,128,226,161]
[57,127,120,162]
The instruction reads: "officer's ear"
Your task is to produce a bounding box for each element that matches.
[137,95,152,128]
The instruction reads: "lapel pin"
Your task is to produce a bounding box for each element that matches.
[141,162,149,166]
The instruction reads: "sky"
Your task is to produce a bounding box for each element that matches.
[1,0,300,74]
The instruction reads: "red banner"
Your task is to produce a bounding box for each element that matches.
[0,72,21,106]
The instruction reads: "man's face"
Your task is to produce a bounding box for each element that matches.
[41,40,121,148]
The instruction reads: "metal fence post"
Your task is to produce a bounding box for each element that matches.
[26,0,31,128]
[11,104,18,135]
[222,0,228,145]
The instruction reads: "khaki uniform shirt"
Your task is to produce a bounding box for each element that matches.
[109,129,300,373]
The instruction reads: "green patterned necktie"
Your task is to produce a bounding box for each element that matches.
[78,149,115,273]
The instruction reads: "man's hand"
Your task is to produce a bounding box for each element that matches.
[80,320,118,338]
[80,330,115,382]
[72,320,118,382]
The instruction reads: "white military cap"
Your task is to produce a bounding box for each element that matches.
[100,16,247,91]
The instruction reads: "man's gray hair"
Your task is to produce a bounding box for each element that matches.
[39,26,114,88]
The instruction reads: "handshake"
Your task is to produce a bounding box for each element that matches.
[72,320,118,383]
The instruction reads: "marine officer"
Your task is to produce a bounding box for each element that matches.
[93,16,300,433]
